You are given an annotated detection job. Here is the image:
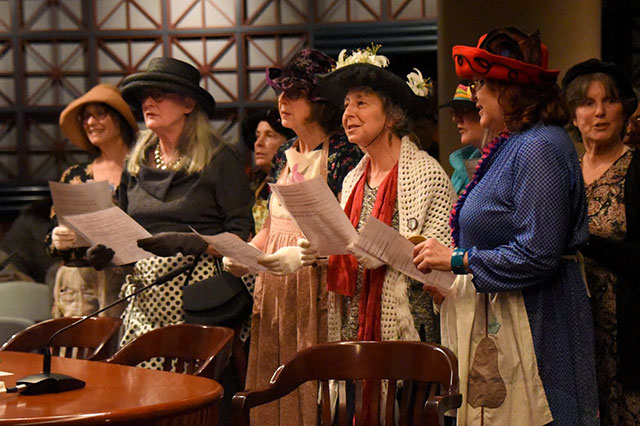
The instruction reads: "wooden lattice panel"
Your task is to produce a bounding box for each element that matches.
[97,38,164,84]
[0,41,13,107]
[0,0,11,31]
[23,40,89,107]
[170,0,236,29]
[95,0,162,30]
[26,116,89,181]
[19,0,84,31]
[171,36,238,103]
[316,0,381,23]
[0,115,17,180]
[244,0,308,25]
[245,34,308,102]
[390,0,435,20]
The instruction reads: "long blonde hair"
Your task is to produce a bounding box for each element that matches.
[126,106,224,175]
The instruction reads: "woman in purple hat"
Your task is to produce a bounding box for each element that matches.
[223,49,362,426]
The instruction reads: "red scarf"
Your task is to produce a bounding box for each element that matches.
[328,161,398,341]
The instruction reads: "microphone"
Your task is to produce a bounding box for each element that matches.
[13,255,202,395]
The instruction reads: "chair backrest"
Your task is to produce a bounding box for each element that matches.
[106,324,234,380]
[0,316,34,346]
[0,281,51,321]
[232,341,462,426]
[0,316,122,361]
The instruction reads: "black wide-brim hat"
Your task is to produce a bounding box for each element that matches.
[562,58,638,114]
[316,63,424,119]
[121,57,216,119]
[241,109,295,150]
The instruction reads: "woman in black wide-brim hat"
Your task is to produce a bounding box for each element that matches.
[564,58,640,425]
[316,46,456,424]
[85,57,254,353]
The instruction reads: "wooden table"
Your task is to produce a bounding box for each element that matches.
[0,351,223,425]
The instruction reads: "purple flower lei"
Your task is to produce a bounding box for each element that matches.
[449,131,511,247]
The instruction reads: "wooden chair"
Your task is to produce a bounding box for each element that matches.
[232,341,462,426]
[106,324,234,380]
[0,316,122,361]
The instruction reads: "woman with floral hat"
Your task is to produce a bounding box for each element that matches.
[413,28,598,425]
[223,49,362,426]
[317,45,455,349]
[86,58,254,354]
[48,83,138,318]
[316,46,456,422]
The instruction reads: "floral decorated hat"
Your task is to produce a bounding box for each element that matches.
[316,44,432,119]
[266,49,336,101]
[452,27,559,86]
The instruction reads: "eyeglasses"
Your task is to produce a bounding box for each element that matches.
[469,80,486,96]
[139,88,171,103]
[77,106,109,124]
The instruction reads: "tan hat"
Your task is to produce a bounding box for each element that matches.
[59,83,139,152]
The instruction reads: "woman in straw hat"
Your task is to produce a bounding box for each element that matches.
[87,58,254,354]
[223,49,362,426]
[48,83,138,318]
[413,28,598,425]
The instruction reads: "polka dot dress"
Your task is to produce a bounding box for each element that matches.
[119,253,218,370]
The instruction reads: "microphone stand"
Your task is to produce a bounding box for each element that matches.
[13,255,201,395]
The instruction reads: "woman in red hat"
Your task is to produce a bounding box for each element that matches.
[413,28,598,425]
[48,83,138,318]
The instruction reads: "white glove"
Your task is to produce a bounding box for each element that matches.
[51,225,76,251]
[347,243,385,269]
[297,238,318,267]
[258,245,303,276]
[222,256,250,277]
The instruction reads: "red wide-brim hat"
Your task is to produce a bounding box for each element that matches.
[452,31,560,86]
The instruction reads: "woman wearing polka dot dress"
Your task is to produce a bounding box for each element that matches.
[413,28,598,425]
[86,57,254,355]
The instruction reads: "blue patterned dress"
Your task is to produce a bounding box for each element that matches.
[458,124,599,425]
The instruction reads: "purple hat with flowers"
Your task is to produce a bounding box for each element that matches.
[266,49,336,101]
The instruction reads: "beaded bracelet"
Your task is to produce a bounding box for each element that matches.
[450,247,468,275]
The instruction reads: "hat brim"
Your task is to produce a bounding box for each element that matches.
[439,99,478,110]
[121,72,216,119]
[452,45,559,86]
[562,58,637,102]
[316,63,423,118]
[59,84,139,152]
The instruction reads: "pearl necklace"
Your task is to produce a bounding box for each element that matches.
[154,143,184,171]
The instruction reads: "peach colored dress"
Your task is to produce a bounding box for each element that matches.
[246,140,329,426]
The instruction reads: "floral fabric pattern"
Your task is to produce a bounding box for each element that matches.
[584,149,640,426]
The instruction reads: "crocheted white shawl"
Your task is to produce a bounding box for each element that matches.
[327,136,457,343]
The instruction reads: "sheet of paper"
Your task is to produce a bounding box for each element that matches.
[63,206,153,266]
[193,231,266,274]
[269,177,358,256]
[49,181,114,247]
[354,217,455,292]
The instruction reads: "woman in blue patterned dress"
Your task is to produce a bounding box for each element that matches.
[413,27,598,426]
